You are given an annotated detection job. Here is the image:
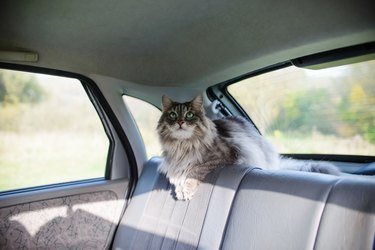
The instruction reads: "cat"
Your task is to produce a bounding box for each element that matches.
[157,95,340,200]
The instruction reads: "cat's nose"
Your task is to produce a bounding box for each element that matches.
[177,120,184,127]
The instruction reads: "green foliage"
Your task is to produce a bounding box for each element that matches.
[269,84,374,143]
[270,89,336,135]
[229,59,375,151]
[0,70,109,191]
[339,84,375,143]
[0,70,45,105]
[0,70,47,132]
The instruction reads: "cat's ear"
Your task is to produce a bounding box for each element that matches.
[162,95,174,111]
[191,95,203,109]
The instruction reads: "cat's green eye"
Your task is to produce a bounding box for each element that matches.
[185,111,194,120]
[168,111,177,120]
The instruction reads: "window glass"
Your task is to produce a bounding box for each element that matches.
[228,59,375,156]
[123,95,162,158]
[0,69,109,192]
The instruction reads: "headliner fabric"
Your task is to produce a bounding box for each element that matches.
[1,0,374,87]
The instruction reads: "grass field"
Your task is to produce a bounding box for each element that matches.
[268,131,375,155]
[1,126,374,192]
[0,132,108,191]
[0,70,110,191]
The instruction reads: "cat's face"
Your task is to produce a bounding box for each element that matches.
[157,95,206,140]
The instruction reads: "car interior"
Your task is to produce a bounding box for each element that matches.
[0,1,374,249]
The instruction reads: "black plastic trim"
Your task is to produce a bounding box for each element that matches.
[0,178,105,196]
[352,163,375,175]
[282,154,375,164]
[218,61,292,90]
[81,83,115,179]
[0,62,138,198]
[292,42,375,68]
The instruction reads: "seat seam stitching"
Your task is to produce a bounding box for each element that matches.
[147,176,170,250]
[311,178,342,250]
[173,200,191,250]
[196,170,221,248]
[128,164,160,249]
[218,166,257,249]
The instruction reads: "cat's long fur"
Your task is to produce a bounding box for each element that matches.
[157,95,340,200]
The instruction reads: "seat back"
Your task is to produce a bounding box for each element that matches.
[113,159,375,250]
[221,169,375,250]
[112,158,251,250]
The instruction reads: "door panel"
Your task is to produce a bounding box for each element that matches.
[0,65,135,249]
[0,179,128,249]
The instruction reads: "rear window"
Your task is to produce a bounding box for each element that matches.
[228,59,375,156]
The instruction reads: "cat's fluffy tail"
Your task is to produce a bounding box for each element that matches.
[279,157,341,176]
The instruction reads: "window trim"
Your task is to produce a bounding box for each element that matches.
[283,154,375,164]
[0,178,105,196]
[0,62,138,196]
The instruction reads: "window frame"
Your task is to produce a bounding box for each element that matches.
[0,62,138,195]
[207,43,375,164]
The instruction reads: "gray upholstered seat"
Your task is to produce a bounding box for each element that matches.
[222,169,375,250]
[112,158,252,249]
[113,158,375,250]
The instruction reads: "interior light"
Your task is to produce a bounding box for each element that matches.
[0,50,39,62]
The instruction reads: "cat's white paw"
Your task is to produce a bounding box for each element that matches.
[173,178,200,201]
[174,185,186,200]
[175,189,194,201]
[182,189,195,200]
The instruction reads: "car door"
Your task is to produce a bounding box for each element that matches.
[0,64,137,249]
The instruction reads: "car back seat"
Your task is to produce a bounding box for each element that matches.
[221,169,375,249]
[112,157,253,249]
[112,158,375,250]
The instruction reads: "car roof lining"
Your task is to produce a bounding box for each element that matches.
[1,0,374,89]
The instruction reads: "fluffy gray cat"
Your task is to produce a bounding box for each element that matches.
[157,95,340,200]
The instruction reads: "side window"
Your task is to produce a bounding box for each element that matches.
[123,95,162,158]
[0,69,109,192]
[228,59,375,156]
